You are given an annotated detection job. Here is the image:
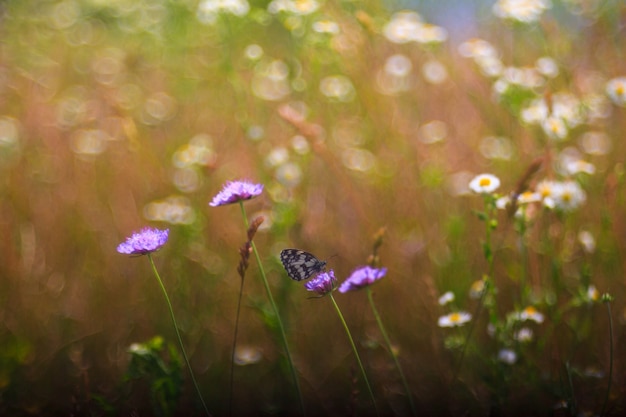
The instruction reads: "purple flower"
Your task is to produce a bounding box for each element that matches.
[117,227,169,255]
[209,180,264,207]
[338,266,387,293]
[304,270,337,296]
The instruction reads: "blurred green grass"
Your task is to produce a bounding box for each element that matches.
[0,0,625,415]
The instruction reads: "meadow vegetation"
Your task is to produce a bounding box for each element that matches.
[0,0,625,415]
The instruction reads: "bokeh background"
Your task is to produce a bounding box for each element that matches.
[0,0,625,415]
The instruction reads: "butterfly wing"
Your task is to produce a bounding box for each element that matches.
[280,249,327,281]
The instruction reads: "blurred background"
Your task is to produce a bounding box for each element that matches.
[0,0,625,415]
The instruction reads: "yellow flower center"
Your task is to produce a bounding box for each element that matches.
[538,186,551,198]
[524,306,537,315]
[449,312,461,323]
[479,178,491,187]
[471,280,485,293]
[549,120,559,132]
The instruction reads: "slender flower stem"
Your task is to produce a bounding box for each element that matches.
[238,202,305,416]
[518,216,529,311]
[229,274,245,417]
[601,298,614,417]
[454,194,497,380]
[565,361,577,414]
[452,279,488,381]
[147,254,211,417]
[366,288,416,417]
[483,194,498,324]
[328,292,379,416]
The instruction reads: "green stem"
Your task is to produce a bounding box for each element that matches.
[518,213,529,308]
[239,202,305,416]
[147,254,211,417]
[452,278,488,381]
[455,194,497,380]
[328,293,379,416]
[601,300,614,417]
[366,288,415,417]
[511,214,529,355]
[565,361,577,415]
[483,194,498,326]
[229,273,245,417]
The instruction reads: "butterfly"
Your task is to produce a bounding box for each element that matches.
[280,249,327,281]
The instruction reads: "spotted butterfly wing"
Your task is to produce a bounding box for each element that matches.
[280,249,327,281]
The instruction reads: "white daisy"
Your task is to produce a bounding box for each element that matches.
[469,173,501,194]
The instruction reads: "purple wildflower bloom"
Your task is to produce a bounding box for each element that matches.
[338,266,387,293]
[304,270,337,296]
[209,180,264,207]
[117,227,169,255]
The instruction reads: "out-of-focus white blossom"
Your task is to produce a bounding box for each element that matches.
[493,0,552,23]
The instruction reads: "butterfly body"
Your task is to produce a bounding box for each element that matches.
[280,249,327,281]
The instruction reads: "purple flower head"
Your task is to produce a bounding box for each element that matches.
[209,180,264,207]
[338,266,387,293]
[117,227,169,255]
[304,270,337,296]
